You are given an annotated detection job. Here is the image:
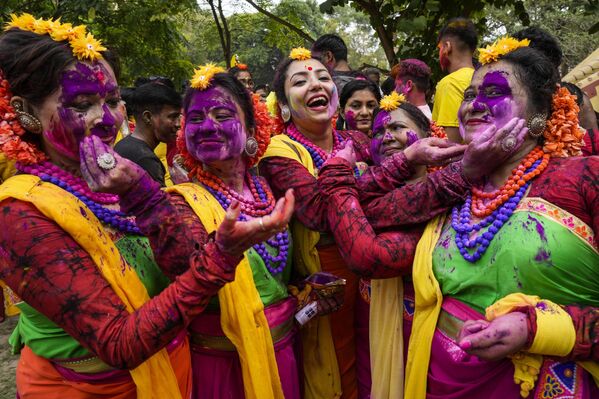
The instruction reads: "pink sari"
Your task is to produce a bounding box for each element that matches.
[188,297,300,399]
[427,297,599,399]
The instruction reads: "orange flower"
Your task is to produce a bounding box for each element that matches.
[0,71,47,164]
[542,86,583,158]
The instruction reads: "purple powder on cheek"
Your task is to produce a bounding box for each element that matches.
[43,106,87,159]
[406,130,419,147]
[345,110,357,129]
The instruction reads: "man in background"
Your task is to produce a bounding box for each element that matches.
[115,81,181,187]
[392,58,433,120]
[432,17,477,142]
[311,33,364,93]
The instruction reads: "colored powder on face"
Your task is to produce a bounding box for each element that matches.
[370,111,391,165]
[344,110,357,130]
[44,106,87,159]
[46,62,122,159]
[405,130,419,147]
[458,70,517,142]
[184,87,246,164]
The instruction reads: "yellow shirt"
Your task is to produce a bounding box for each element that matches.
[432,67,474,127]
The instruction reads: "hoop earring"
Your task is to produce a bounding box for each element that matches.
[527,113,547,138]
[280,105,291,123]
[244,137,258,157]
[13,103,42,134]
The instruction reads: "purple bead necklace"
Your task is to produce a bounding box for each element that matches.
[202,174,289,275]
[451,159,541,263]
[286,123,360,177]
[17,162,140,234]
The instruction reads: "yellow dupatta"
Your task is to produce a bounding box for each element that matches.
[406,205,599,398]
[261,134,342,399]
[369,277,404,399]
[0,175,181,399]
[404,215,446,399]
[166,183,284,399]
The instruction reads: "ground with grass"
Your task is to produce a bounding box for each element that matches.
[0,317,18,399]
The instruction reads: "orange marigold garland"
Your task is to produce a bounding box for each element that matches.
[249,93,273,166]
[427,121,448,173]
[542,86,584,158]
[0,72,47,164]
[429,121,447,139]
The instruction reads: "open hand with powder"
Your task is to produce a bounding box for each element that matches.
[462,117,529,182]
[403,137,467,166]
[331,139,357,166]
[80,135,146,195]
[215,189,295,258]
[457,312,529,361]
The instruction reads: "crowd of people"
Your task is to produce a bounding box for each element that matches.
[0,12,597,399]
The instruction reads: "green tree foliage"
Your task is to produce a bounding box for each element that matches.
[1,0,198,86]
[485,0,599,73]
[320,0,530,70]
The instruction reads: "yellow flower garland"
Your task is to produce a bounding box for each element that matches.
[478,36,530,65]
[5,13,105,61]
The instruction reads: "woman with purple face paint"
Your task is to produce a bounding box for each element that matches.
[321,39,599,398]
[82,64,300,399]
[260,47,471,399]
[369,39,597,398]
[0,15,292,399]
[319,91,465,399]
[339,79,381,137]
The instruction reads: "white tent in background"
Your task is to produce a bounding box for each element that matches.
[563,47,599,112]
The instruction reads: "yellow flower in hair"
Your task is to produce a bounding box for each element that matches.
[379,92,405,112]
[265,92,278,117]
[190,64,226,90]
[32,17,61,35]
[70,32,106,61]
[5,13,37,31]
[289,47,312,61]
[478,47,500,65]
[50,22,86,42]
[478,36,530,65]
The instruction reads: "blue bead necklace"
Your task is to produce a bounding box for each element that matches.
[203,174,290,275]
[451,159,541,262]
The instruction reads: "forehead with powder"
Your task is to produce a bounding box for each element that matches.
[60,61,117,104]
[186,86,239,115]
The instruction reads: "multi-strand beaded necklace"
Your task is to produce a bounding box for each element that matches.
[17,161,140,234]
[286,123,360,177]
[194,168,290,275]
[451,147,550,262]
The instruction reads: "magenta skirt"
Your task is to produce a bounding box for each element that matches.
[188,297,300,399]
[427,297,599,399]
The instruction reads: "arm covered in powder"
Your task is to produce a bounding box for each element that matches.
[318,158,423,278]
[120,174,211,280]
[0,198,239,369]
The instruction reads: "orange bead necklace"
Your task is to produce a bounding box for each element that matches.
[471,146,550,217]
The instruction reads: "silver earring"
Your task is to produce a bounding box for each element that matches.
[280,106,291,123]
[244,137,258,157]
[13,103,42,134]
[527,113,547,138]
